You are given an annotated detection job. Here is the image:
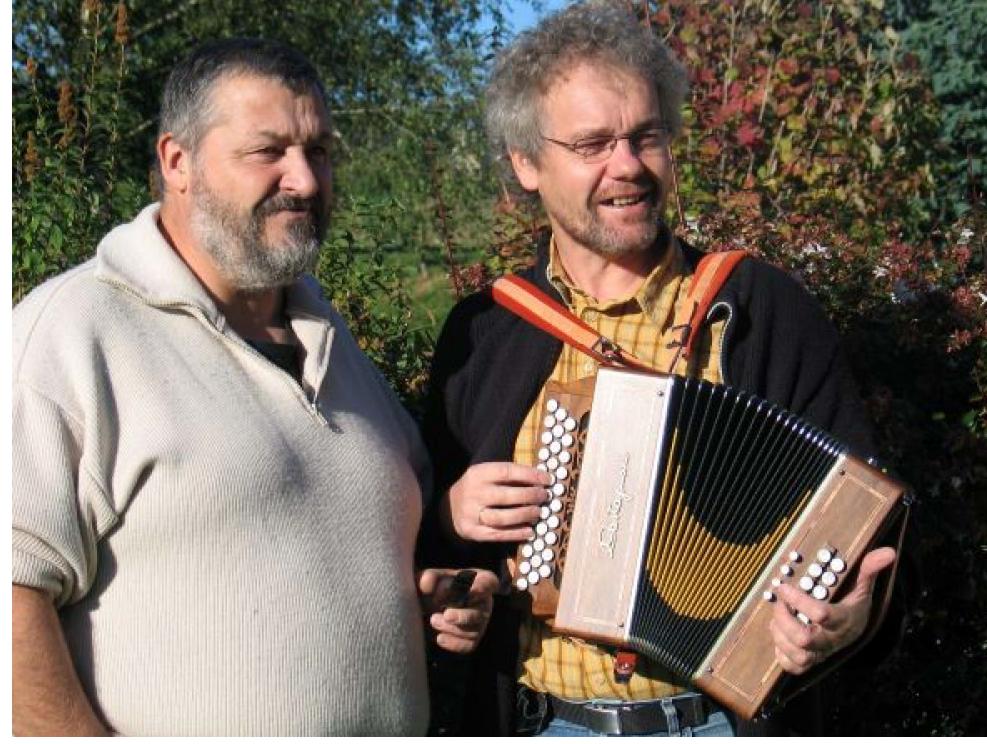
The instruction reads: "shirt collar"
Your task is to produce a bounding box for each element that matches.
[546,228,685,324]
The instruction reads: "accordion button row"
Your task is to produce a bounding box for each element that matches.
[516,399,581,593]
[763,545,848,608]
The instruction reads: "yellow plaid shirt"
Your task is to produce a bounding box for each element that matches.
[514,237,726,701]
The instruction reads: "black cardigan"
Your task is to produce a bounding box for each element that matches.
[419,242,903,736]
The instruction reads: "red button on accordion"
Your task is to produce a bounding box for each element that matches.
[510,367,907,719]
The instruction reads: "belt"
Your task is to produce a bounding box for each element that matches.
[547,692,710,735]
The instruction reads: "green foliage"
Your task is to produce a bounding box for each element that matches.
[887,0,987,220]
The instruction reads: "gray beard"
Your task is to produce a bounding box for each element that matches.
[554,201,661,259]
[190,181,325,292]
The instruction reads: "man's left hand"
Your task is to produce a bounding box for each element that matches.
[769,547,896,675]
[416,568,499,654]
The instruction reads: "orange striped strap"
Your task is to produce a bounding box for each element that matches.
[662,250,747,372]
[490,250,747,373]
[490,274,654,372]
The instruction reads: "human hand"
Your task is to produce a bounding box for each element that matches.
[416,567,500,653]
[769,547,897,674]
[446,462,552,543]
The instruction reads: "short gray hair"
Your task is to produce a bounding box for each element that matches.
[485,0,689,165]
[158,37,328,152]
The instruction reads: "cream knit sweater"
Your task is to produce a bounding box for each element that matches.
[12,204,431,735]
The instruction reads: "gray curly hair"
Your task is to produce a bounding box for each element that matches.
[485,0,689,167]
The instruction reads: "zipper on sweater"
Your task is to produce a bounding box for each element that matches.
[98,278,330,427]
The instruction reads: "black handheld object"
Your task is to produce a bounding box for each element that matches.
[446,569,477,608]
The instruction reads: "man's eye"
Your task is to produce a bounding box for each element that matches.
[308,145,329,161]
[573,138,612,156]
[635,129,669,149]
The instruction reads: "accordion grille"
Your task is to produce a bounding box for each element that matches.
[630,377,841,678]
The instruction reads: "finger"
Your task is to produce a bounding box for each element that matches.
[485,484,551,509]
[434,631,479,654]
[774,644,814,676]
[481,504,542,529]
[475,525,536,543]
[478,461,553,487]
[769,602,814,651]
[775,584,832,626]
[434,608,488,634]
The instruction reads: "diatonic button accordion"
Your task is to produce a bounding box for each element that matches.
[509,367,907,719]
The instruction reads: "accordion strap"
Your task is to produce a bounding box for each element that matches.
[490,273,655,372]
[491,249,747,374]
[660,250,747,373]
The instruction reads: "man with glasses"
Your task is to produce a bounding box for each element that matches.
[421,0,903,736]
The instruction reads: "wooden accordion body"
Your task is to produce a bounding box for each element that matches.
[510,367,906,720]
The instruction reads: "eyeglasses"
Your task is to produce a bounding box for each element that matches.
[540,126,671,163]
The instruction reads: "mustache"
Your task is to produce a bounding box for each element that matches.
[255,194,322,218]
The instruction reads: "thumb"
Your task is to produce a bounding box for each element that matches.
[846,547,896,601]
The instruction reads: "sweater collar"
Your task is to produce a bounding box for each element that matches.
[94,202,334,329]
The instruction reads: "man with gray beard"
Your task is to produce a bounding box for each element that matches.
[12,38,496,736]
[421,0,904,737]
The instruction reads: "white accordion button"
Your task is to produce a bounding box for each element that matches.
[555,467,569,480]
[552,424,564,438]
[535,522,548,536]
[519,561,531,575]
[549,441,562,454]
[821,571,837,587]
[547,457,559,470]
[549,498,563,513]
[798,576,815,592]
[559,450,573,463]
[540,431,553,445]
[564,417,577,432]
[789,551,802,562]
[543,415,556,428]
[536,463,548,472]
[763,591,776,602]
[796,611,812,625]
[533,538,545,551]
[527,570,540,585]
[771,577,782,587]
[555,407,568,421]
[521,544,534,559]
[780,564,794,577]
[542,548,555,562]
[545,532,558,545]
[546,399,559,413]
[807,563,823,578]
[817,548,833,564]
[546,515,561,530]
[530,555,543,569]
[538,563,552,578]
[540,506,551,520]
[516,577,528,591]
[830,557,846,573]
[538,447,550,461]
[811,585,829,600]
[552,483,566,497]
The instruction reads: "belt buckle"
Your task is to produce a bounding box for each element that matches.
[583,702,624,735]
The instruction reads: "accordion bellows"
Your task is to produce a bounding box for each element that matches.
[511,367,906,719]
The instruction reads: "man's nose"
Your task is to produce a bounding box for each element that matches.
[280,148,320,197]
[605,137,647,177]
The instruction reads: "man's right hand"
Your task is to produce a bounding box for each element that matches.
[445,462,552,542]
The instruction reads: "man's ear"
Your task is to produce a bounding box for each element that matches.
[157,132,191,195]
[509,149,540,192]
